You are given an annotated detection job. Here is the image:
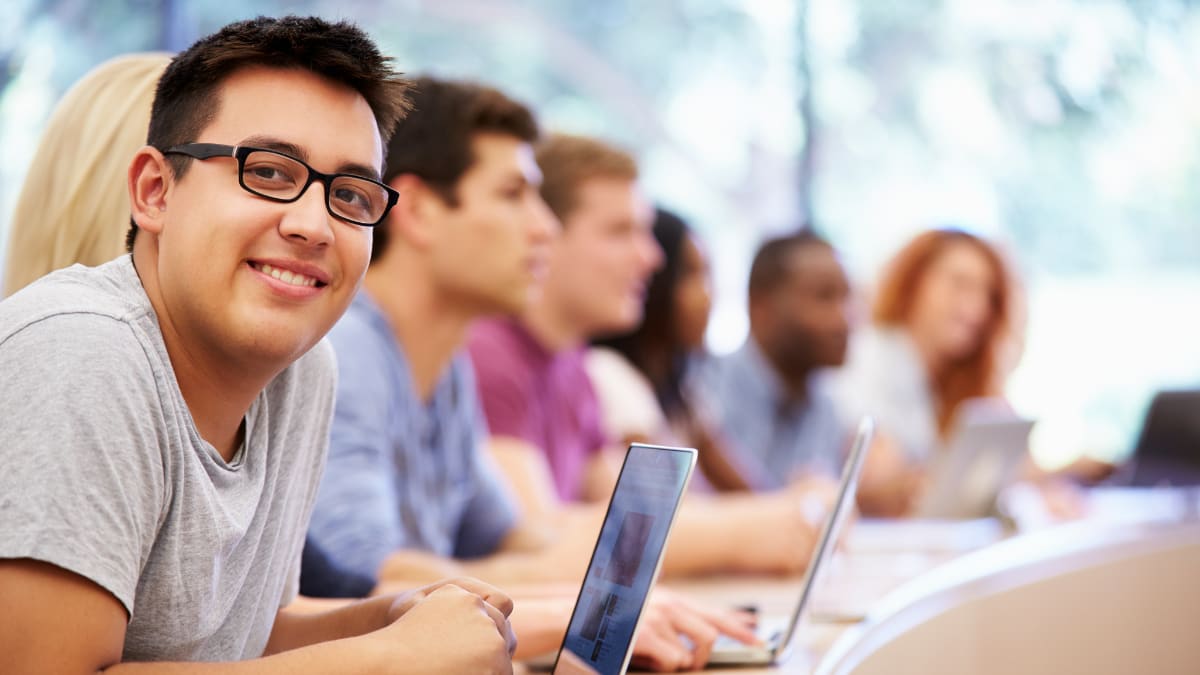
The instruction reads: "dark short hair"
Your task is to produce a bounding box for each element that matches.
[373,76,539,262]
[535,133,637,225]
[747,228,831,301]
[126,15,412,251]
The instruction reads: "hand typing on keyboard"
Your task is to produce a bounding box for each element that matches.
[628,588,760,671]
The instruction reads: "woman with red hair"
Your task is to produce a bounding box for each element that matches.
[832,228,1023,513]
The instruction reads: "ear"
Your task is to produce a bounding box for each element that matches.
[386,173,444,250]
[128,146,172,236]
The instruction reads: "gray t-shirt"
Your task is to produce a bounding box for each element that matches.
[0,256,335,662]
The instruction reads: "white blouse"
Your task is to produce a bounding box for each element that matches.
[829,326,940,463]
[584,346,670,445]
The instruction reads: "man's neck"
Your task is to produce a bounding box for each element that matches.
[751,333,813,406]
[170,349,260,461]
[520,295,586,354]
[363,260,474,401]
[132,250,274,462]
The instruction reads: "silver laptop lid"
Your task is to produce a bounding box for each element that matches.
[771,417,874,660]
[552,444,697,675]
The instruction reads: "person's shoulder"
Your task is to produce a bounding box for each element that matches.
[0,258,150,342]
[696,342,747,388]
[585,345,634,374]
[850,325,908,360]
[325,294,402,379]
[467,319,537,384]
[326,294,386,350]
[809,369,841,411]
[0,260,157,371]
[585,346,652,393]
[262,338,338,452]
[277,338,337,392]
[468,318,526,354]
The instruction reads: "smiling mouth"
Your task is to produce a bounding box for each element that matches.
[249,262,326,288]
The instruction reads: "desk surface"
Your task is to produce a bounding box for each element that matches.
[662,546,958,675]
[521,490,1200,675]
[670,516,1200,674]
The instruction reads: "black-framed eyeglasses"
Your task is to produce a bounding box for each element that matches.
[162,143,397,227]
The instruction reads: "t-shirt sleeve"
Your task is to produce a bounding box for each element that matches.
[468,328,537,442]
[452,361,518,558]
[0,314,167,615]
[307,321,403,580]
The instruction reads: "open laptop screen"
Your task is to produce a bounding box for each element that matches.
[552,444,696,675]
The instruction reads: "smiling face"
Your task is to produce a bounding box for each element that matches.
[544,177,662,336]
[133,66,380,371]
[426,132,557,315]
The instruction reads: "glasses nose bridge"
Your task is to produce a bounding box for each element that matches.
[282,167,338,239]
[293,165,334,206]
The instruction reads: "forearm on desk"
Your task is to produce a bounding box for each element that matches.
[510,597,575,660]
[262,595,395,655]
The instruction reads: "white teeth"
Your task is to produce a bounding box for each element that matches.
[257,263,318,287]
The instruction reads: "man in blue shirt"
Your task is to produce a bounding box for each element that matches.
[698,231,852,484]
[308,76,556,581]
[305,77,757,670]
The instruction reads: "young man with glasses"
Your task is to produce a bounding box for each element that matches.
[0,16,514,673]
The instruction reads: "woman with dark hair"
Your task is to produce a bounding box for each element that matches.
[587,208,765,491]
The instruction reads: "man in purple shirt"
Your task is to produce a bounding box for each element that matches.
[470,134,830,577]
[470,319,608,503]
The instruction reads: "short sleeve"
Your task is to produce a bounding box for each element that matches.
[0,314,167,614]
[307,318,403,580]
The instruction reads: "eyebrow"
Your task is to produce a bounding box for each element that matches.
[239,134,383,181]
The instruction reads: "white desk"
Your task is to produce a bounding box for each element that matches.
[816,519,1200,675]
[525,492,1200,674]
[677,518,1200,674]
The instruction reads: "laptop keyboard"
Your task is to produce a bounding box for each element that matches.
[713,625,782,651]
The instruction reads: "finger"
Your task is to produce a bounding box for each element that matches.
[385,587,427,622]
[445,577,515,616]
[661,604,719,667]
[631,627,691,672]
[692,606,760,645]
[478,598,518,656]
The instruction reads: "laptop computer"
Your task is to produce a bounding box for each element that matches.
[548,443,697,675]
[706,417,874,667]
[915,399,1034,519]
[1120,389,1200,486]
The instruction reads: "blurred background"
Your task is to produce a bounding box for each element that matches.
[2,0,1198,470]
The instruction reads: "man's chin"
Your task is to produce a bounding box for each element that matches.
[592,313,641,339]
